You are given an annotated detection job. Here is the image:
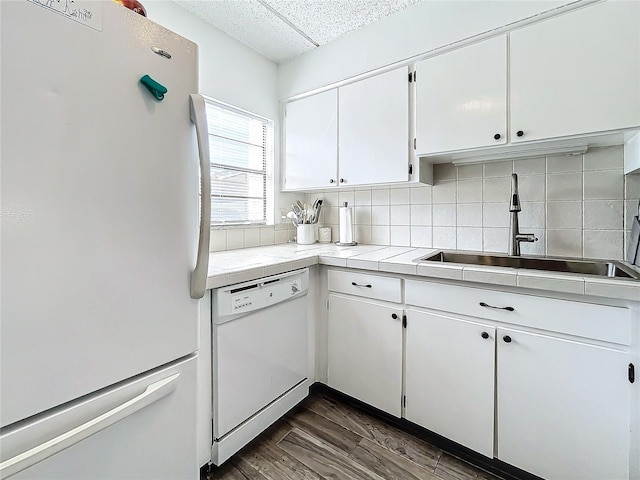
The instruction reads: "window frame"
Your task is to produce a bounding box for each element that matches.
[203,96,273,227]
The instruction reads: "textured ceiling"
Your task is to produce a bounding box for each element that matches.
[173,0,421,63]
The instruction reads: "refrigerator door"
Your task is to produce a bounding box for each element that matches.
[0,355,198,480]
[0,1,199,428]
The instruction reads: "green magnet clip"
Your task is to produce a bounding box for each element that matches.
[140,74,167,101]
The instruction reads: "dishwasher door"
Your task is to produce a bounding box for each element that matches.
[212,269,309,440]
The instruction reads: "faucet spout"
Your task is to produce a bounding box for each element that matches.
[508,173,538,256]
[509,173,521,212]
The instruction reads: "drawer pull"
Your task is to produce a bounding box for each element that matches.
[479,302,514,312]
[351,282,372,288]
[481,332,490,339]
[503,335,512,343]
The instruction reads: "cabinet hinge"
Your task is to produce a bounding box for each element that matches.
[326,299,330,310]
[402,314,407,328]
[408,72,412,83]
[402,395,406,408]
[630,363,635,383]
[413,138,416,150]
[408,164,413,175]
[413,71,416,82]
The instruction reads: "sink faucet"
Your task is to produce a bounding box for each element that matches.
[508,173,538,256]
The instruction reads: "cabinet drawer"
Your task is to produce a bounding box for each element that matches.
[328,270,401,303]
[405,280,631,345]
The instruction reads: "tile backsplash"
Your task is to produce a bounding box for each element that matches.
[303,145,640,261]
[210,223,295,252]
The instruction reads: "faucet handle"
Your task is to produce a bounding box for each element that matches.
[516,233,538,243]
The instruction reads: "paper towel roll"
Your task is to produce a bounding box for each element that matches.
[339,203,354,244]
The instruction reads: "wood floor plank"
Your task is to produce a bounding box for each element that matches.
[306,394,442,471]
[286,407,362,455]
[434,453,502,480]
[208,459,267,480]
[349,438,442,480]
[243,439,324,480]
[278,428,386,480]
[207,393,503,480]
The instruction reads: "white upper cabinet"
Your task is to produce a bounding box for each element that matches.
[416,36,507,155]
[283,67,410,191]
[338,67,409,186]
[283,89,338,190]
[415,1,640,157]
[510,1,640,143]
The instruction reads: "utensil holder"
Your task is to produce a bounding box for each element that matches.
[296,224,316,245]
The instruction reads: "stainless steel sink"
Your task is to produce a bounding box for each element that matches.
[418,252,640,280]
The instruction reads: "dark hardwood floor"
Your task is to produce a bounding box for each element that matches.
[206,391,503,480]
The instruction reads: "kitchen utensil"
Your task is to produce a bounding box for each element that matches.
[286,211,299,227]
[627,199,640,264]
[628,218,640,264]
[630,199,640,265]
[313,199,323,224]
[291,203,302,223]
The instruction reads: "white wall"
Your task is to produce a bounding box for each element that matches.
[145,1,276,117]
[278,0,577,99]
[144,1,300,232]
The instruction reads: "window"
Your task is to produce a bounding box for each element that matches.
[204,97,272,225]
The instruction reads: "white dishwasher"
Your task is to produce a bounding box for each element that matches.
[210,268,310,465]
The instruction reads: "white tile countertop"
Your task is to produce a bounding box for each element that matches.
[206,243,640,302]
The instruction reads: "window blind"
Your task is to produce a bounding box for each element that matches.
[204,98,271,225]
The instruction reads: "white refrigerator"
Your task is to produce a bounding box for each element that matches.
[0,1,210,478]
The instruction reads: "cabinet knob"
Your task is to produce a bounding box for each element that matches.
[494,133,501,140]
[340,178,345,183]
[516,130,524,137]
[329,179,335,184]
[503,335,512,343]
[481,332,490,339]
[391,313,398,320]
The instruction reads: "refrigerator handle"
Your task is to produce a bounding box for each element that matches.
[0,373,180,478]
[189,94,211,299]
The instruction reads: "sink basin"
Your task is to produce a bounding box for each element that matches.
[418,252,640,280]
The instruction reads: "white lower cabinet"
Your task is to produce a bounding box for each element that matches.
[327,293,403,417]
[497,327,630,480]
[405,309,495,457]
[403,279,633,479]
[325,271,634,479]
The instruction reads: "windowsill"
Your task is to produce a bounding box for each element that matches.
[211,223,294,230]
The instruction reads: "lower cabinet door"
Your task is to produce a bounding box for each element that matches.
[497,328,630,480]
[405,309,495,457]
[327,293,403,416]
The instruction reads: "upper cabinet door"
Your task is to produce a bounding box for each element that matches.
[284,89,338,190]
[416,36,507,155]
[510,1,640,143]
[338,67,409,186]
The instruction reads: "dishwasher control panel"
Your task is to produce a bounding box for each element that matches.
[233,295,253,312]
[213,268,309,319]
[290,279,301,294]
